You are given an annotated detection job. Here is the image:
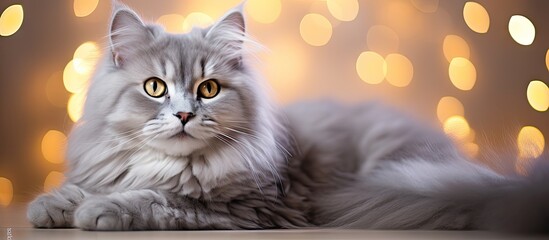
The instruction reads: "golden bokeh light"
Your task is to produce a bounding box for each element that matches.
[443,115,471,141]
[245,0,281,24]
[63,60,90,94]
[437,96,464,123]
[44,171,65,192]
[0,4,24,37]
[449,57,476,91]
[356,51,386,85]
[182,12,214,33]
[367,25,399,55]
[527,80,549,112]
[411,0,439,13]
[73,41,100,75]
[41,130,67,164]
[443,35,470,62]
[68,92,87,122]
[508,15,536,46]
[546,49,549,72]
[326,0,359,22]
[300,13,332,47]
[384,53,413,87]
[517,126,545,160]
[462,142,479,159]
[0,177,13,207]
[156,14,185,34]
[73,0,99,18]
[463,2,490,34]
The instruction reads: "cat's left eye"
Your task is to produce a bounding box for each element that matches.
[144,77,167,98]
[198,79,220,99]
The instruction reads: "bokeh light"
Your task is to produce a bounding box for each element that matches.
[443,35,470,62]
[462,142,479,158]
[300,13,332,47]
[545,49,549,72]
[44,171,65,192]
[527,80,549,112]
[73,0,99,18]
[367,25,399,55]
[0,4,24,37]
[41,130,67,164]
[384,53,413,87]
[356,51,386,84]
[63,60,90,94]
[443,115,471,141]
[0,177,13,207]
[156,14,185,34]
[449,57,476,91]
[517,126,545,159]
[463,2,490,33]
[182,12,214,33]
[437,96,464,122]
[68,92,87,122]
[411,0,439,13]
[73,41,100,75]
[326,0,359,22]
[508,15,536,46]
[245,0,281,24]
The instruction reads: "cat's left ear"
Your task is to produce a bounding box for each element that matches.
[205,5,246,61]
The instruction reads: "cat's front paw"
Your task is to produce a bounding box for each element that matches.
[74,197,133,230]
[27,193,78,228]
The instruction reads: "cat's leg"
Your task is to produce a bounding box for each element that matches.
[27,183,89,228]
[73,189,243,230]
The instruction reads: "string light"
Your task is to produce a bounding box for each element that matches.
[182,12,214,33]
[245,0,281,24]
[68,92,87,122]
[156,14,185,34]
[411,0,439,13]
[44,171,65,192]
[0,4,24,37]
[41,130,67,164]
[443,35,470,62]
[0,177,13,207]
[527,80,549,112]
[437,96,464,123]
[73,0,99,18]
[508,15,536,46]
[384,53,413,87]
[449,57,476,91]
[356,51,386,84]
[443,115,471,141]
[326,0,359,22]
[463,2,490,33]
[300,13,332,47]
[517,126,545,160]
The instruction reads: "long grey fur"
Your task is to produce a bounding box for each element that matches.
[27,2,549,233]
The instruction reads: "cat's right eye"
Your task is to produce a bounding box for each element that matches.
[144,77,167,98]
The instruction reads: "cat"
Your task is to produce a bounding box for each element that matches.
[27,2,549,232]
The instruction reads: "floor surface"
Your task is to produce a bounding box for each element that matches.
[1,205,545,240]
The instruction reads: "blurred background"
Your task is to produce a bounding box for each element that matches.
[0,0,547,208]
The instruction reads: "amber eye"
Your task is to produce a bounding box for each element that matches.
[198,79,220,99]
[143,77,167,98]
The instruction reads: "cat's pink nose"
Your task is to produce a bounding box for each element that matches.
[174,112,195,124]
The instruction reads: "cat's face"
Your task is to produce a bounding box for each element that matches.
[89,5,258,156]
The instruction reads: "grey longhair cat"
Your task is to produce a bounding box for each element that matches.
[27,2,549,232]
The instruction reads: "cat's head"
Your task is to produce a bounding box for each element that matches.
[82,3,269,157]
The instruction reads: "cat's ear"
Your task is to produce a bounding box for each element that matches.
[206,5,246,59]
[109,3,152,67]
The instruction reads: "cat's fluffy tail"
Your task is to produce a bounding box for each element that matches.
[315,155,549,233]
[481,158,549,233]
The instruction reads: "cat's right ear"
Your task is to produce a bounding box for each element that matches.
[109,3,151,67]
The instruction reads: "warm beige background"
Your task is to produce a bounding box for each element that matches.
[0,0,548,208]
